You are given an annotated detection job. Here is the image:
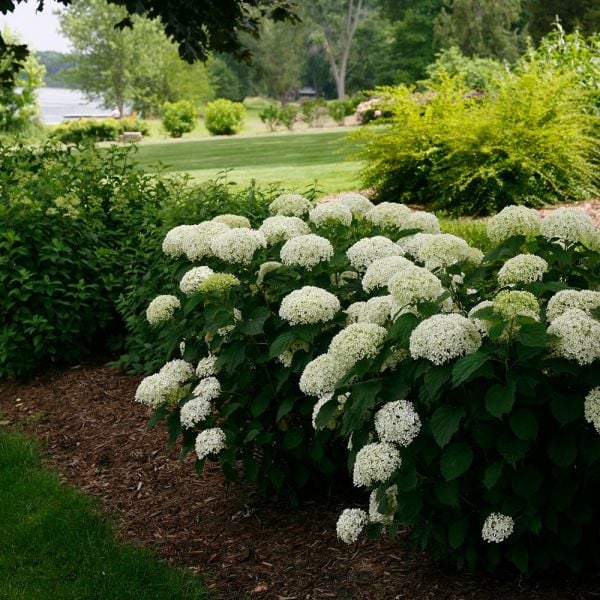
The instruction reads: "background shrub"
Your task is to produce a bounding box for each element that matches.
[204,99,246,136]
[301,98,327,127]
[161,100,198,138]
[51,118,122,143]
[259,104,297,131]
[327,100,354,125]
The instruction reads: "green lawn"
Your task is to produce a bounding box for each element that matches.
[0,431,206,600]
[135,128,362,194]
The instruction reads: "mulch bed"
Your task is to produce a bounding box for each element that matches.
[1,363,600,599]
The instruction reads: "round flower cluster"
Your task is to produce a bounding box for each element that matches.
[362,255,413,293]
[196,355,218,378]
[493,290,540,321]
[368,485,398,525]
[160,359,195,385]
[212,214,251,228]
[336,192,374,216]
[193,376,221,401]
[365,202,411,229]
[487,205,541,244]
[179,266,214,295]
[197,272,240,294]
[269,193,313,217]
[279,286,341,325]
[328,323,388,370]
[180,397,211,429]
[374,400,421,446]
[387,264,444,309]
[547,308,600,365]
[210,227,267,265]
[336,508,368,544]
[353,442,401,487]
[410,314,482,365]
[400,232,436,257]
[405,211,440,234]
[346,236,403,271]
[258,215,311,245]
[309,202,353,227]
[584,387,600,434]
[481,513,514,543]
[300,353,346,398]
[540,208,596,244]
[546,289,600,322]
[135,359,194,408]
[497,254,548,287]
[146,294,181,325]
[355,295,394,326]
[195,427,227,460]
[413,233,472,271]
[280,234,334,269]
[182,221,231,261]
[162,224,194,257]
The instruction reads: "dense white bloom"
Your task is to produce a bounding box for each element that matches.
[413,233,472,271]
[546,289,600,322]
[162,224,194,257]
[280,234,334,269]
[179,266,214,295]
[181,221,231,261]
[368,485,398,525]
[135,374,171,408]
[493,290,540,321]
[193,376,221,401]
[487,205,541,244]
[160,359,195,385]
[269,193,313,217]
[196,355,218,379]
[210,227,267,265]
[541,208,596,243]
[311,393,348,429]
[328,323,387,370]
[466,246,485,265]
[345,301,367,324]
[387,263,444,309]
[346,236,403,271]
[135,359,193,408]
[299,353,346,397]
[180,397,211,428]
[399,232,437,257]
[497,254,548,287]
[146,295,181,325]
[257,261,282,285]
[353,442,401,487]
[584,387,600,434]
[547,308,600,365]
[195,427,226,460]
[197,273,240,294]
[405,211,440,234]
[366,202,411,229]
[336,508,368,544]
[362,255,414,293]
[336,192,374,216]
[279,286,340,325]
[258,215,310,245]
[357,295,394,326]
[410,314,482,365]
[309,202,353,227]
[374,400,421,446]
[212,214,251,228]
[482,513,514,543]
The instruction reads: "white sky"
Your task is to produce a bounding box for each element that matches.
[0,0,70,52]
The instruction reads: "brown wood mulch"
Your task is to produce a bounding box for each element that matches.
[1,364,600,600]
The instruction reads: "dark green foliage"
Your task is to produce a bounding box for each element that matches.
[51,117,151,144]
[527,0,600,41]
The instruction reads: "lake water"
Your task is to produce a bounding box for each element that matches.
[38,87,112,124]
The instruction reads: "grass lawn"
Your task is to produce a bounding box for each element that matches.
[0,431,206,600]
[135,128,361,194]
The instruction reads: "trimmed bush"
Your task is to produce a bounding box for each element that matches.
[162,100,198,138]
[301,98,327,127]
[259,104,298,132]
[51,118,121,143]
[204,99,246,136]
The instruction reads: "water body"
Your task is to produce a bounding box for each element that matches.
[37,87,112,124]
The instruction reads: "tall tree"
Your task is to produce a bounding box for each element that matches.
[527,0,600,41]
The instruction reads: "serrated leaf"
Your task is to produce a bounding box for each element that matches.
[239,306,271,335]
[430,405,465,448]
[517,322,548,347]
[146,405,168,430]
[550,393,583,425]
[485,380,516,418]
[243,455,260,482]
[452,352,489,387]
[276,396,296,422]
[511,466,543,498]
[507,545,529,573]
[388,312,419,345]
[422,365,452,404]
[314,398,340,430]
[483,462,503,489]
[268,330,299,359]
[435,480,459,506]
[250,388,271,417]
[440,442,473,481]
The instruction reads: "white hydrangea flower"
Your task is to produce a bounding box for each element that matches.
[328,322,387,370]
[279,286,341,325]
[487,205,541,244]
[280,234,334,269]
[547,308,600,365]
[336,508,369,544]
[193,376,221,401]
[277,341,309,368]
[258,215,311,245]
[180,397,211,428]
[195,427,226,460]
[196,355,218,379]
[299,353,346,397]
[584,387,600,434]
[466,246,485,265]
[357,295,395,326]
[146,294,181,325]
[369,485,398,525]
[345,301,367,324]
[353,442,401,487]
[269,193,313,217]
[181,221,231,261]
[410,314,482,365]
[335,192,374,216]
[387,263,444,309]
[160,359,194,385]
[347,236,403,271]
[257,261,282,285]
[210,227,267,265]
[179,266,215,295]
[162,224,194,257]
[366,202,412,229]
[493,290,540,322]
[541,208,596,244]
[413,233,472,271]
[405,210,440,234]
[135,359,194,408]
[374,400,421,446]
[482,513,514,543]
[311,393,348,429]
[135,374,171,408]
[497,254,548,287]
[362,255,414,293]
[212,214,251,228]
[546,289,600,322]
[309,202,353,227]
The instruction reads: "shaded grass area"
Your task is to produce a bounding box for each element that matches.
[0,431,206,600]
